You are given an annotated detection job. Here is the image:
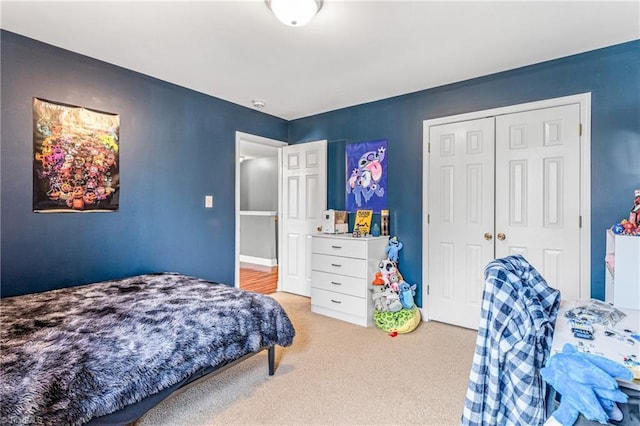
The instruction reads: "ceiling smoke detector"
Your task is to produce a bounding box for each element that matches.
[252,100,266,108]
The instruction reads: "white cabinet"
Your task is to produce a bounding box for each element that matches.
[310,234,388,327]
[605,229,640,310]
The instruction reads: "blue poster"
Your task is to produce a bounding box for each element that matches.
[345,139,387,213]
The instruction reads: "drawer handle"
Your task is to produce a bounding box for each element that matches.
[330,281,342,286]
[330,263,342,267]
[330,299,342,304]
[331,245,342,249]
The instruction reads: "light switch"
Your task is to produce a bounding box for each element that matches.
[205,195,213,208]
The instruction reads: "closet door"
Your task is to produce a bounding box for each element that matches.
[427,118,495,329]
[495,104,581,300]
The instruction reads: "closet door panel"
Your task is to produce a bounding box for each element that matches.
[495,104,581,300]
[427,117,495,330]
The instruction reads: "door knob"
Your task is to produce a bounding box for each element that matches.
[484,233,493,241]
[497,233,506,241]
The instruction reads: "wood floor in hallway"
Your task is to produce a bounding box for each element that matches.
[239,262,278,294]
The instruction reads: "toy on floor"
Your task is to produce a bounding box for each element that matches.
[371,236,420,334]
[374,305,420,334]
[541,343,633,425]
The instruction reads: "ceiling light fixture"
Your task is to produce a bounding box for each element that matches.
[252,100,266,108]
[266,0,323,27]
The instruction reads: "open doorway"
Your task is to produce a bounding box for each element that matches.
[235,132,287,294]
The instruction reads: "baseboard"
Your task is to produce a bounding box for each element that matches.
[239,255,277,267]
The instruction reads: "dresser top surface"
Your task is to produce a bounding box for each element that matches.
[312,233,389,241]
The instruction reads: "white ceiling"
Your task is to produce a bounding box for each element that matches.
[1,1,638,120]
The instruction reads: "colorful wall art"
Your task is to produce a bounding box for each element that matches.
[345,139,387,213]
[33,98,120,212]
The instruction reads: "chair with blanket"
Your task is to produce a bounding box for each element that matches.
[461,254,561,426]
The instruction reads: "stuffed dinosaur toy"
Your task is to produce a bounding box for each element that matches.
[541,343,633,425]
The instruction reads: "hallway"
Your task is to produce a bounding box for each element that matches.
[239,262,278,294]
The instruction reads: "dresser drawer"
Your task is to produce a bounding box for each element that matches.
[311,253,366,278]
[312,237,366,258]
[311,270,367,298]
[311,288,367,318]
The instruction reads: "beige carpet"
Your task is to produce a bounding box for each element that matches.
[136,292,477,426]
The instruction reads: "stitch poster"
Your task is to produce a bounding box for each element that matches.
[33,98,120,212]
[345,139,387,213]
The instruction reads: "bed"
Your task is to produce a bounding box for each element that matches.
[0,272,295,425]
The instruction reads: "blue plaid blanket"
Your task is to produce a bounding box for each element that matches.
[461,255,560,425]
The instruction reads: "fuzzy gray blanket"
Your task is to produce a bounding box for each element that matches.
[0,273,295,425]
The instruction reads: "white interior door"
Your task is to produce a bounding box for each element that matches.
[495,104,581,300]
[280,140,327,296]
[427,118,495,330]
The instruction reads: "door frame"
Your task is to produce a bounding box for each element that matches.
[234,131,287,289]
[421,93,592,319]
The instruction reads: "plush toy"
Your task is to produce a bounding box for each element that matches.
[371,272,385,286]
[612,223,625,234]
[383,287,402,312]
[378,259,402,291]
[621,219,636,235]
[398,281,417,309]
[373,305,421,334]
[541,343,633,425]
[385,236,403,263]
[371,286,402,312]
[611,219,640,236]
[371,289,386,311]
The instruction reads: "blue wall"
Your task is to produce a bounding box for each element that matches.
[290,40,640,304]
[1,31,288,297]
[2,30,639,303]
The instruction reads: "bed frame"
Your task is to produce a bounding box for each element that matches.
[87,346,276,425]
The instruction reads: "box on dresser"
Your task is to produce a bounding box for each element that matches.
[321,209,348,234]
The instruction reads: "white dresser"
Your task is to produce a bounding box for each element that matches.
[310,234,388,327]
